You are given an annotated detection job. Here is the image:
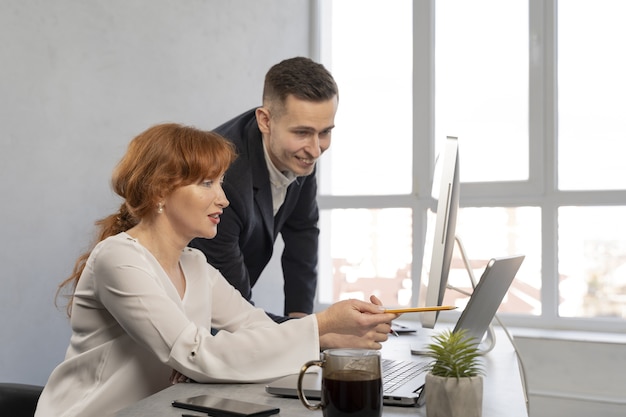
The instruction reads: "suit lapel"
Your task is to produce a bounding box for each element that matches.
[246,125,275,239]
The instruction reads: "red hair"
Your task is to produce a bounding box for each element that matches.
[57,123,236,316]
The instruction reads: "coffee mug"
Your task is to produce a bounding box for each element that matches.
[297,349,382,417]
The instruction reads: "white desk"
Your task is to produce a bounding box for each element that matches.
[116,327,528,417]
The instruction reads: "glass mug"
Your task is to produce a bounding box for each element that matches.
[297,349,383,417]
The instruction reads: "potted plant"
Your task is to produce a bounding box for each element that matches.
[424,329,484,417]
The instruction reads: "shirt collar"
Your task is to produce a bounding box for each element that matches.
[262,141,297,188]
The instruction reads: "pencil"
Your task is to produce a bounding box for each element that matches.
[384,305,457,314]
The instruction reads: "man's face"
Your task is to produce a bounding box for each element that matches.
[257,94,338,177]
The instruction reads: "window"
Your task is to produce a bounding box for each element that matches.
[317,0,415,310]
[317,0,413,196]
[316,0,626,332]
[558,0,626,191]
[435,0,529,183]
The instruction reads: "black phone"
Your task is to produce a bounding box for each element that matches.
[172,394,280,417]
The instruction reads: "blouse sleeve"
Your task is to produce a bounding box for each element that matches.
[91,237,320,383]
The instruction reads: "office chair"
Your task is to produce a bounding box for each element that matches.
[0,383,43,417]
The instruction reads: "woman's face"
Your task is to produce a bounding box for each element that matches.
[163,177,229,241]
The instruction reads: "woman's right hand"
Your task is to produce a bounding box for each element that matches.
[315,295,398,349]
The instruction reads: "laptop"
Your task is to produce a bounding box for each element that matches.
[411,254,525,354]
[265,255,524,407]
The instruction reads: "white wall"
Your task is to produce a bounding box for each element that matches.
[0,0,310,385]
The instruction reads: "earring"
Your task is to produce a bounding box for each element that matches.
[157,202,164,214]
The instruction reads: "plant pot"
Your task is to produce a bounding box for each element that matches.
[424,373,483,417]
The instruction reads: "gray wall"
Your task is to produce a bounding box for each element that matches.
[0,0,308,385]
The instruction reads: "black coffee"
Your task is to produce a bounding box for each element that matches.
[322,369,382,417]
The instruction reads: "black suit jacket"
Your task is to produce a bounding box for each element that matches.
[190,109,319,319]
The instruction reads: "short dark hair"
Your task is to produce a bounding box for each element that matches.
[262,57,338,111]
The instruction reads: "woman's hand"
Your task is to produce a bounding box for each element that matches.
[316,295,398,349]
[169,369,190,384]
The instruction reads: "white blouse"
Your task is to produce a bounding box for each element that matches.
[35,233,320,417]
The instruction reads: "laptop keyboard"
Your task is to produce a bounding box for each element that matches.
[382,358,430,393]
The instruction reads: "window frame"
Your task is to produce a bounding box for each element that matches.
[313,0,626,333]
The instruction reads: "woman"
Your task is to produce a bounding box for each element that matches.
[35,123,396,417]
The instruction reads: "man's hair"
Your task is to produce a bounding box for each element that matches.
[262,57,338,113]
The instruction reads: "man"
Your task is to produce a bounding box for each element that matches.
[190,57,338,322]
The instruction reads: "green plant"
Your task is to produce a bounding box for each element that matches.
[425,329,484,378]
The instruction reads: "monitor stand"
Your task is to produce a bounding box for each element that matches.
[446,236,496,354]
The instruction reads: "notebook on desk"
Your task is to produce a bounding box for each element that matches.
[265,255,525,407]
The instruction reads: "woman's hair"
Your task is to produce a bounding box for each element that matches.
[56,123,237,316]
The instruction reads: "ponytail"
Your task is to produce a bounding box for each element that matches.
[55,203,138,317]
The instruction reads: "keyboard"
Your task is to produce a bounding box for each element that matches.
[382,358,430,393]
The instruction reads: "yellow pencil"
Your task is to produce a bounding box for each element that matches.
[384,305,457,314]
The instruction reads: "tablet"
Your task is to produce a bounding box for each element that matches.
[172,394,280,417]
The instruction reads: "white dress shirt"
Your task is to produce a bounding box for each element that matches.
[263,141,297,215]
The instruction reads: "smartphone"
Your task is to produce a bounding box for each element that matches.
[391,322,419,334]
[172,394,280,417]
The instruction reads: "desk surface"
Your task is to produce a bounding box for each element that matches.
[116,326,528,417]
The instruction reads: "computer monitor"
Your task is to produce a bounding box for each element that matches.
[421,136,460,329]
